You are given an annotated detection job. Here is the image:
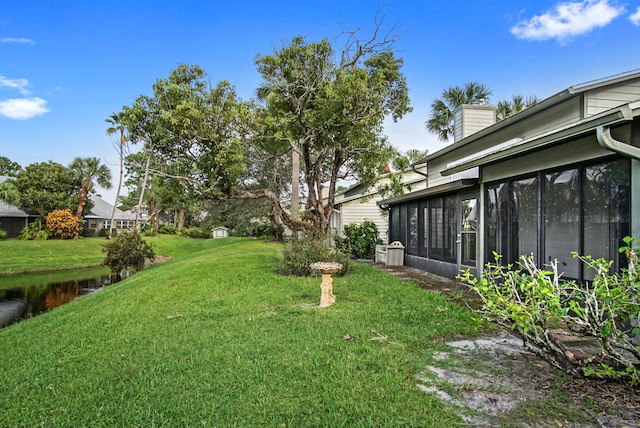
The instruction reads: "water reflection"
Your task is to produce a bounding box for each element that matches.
[0,268,131,328]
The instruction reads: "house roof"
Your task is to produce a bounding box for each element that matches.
[85,195,137,220]
[377,179,478,206]
[441,103,638,176]
[334,165,428,203]
[414,68,640,166]
[0,200,33,217]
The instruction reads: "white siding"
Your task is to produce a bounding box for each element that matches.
[338,197,390,244]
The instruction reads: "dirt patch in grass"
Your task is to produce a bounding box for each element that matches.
[373,263,640,427]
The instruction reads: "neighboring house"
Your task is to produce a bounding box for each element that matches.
[84,195,139,236]
[331,167,427,244]
[0,200,39,238]
[380,69,640,281]
[0,176,39,238]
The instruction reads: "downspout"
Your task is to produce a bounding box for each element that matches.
[596,125,640,160]
[411,163,428,190]
[596,123,640,242]
[411,163,429,178]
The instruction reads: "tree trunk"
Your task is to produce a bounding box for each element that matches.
[108,133,125,239]
[75,187,88,219]
[291,149,300,222]
[135,156,151,230]
[177,208,185,231]
[148,195,157,235]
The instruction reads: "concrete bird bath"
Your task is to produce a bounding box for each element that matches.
[310,262,343,308]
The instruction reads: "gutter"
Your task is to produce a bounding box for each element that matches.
[411,163,428,178]
[596,126,640,160]
[596,101,640,160]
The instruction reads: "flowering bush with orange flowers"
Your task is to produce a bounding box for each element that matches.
[46,209,81,239]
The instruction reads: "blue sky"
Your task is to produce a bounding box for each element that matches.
[2,0,640,201]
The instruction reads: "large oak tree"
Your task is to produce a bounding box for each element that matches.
[117,25,411,235]
[252,30,411,234]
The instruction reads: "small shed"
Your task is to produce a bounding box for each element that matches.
[211,226,229,239]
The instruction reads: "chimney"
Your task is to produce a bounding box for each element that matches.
[453,103,496,142]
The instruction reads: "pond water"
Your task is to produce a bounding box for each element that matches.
[0,267,130,329]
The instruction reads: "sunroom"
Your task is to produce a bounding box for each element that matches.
[380,70,640,281]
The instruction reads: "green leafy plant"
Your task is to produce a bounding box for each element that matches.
[277,233,352,276]
[459,238,640,385]
[102,230,155,275]
[159,224,177,235]
[0,229,6,241]
[334,220,382,259]
[18,219,52,240]
[181,227,210,239]
[80,228,96,237]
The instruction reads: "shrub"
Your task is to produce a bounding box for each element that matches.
[102,230,155,275]
[18,219,52,240]
[459,237,640,385]
[277,234,352,277]
[46,209,81,239]
[182,227,210,239]
[0,229,6,240]
[99,228,118,238]
[81,228,96,237]
[159,224,177,235]
[334,220,382,259]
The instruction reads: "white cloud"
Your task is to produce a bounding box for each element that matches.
[0,75,31,95]
[630,7,640,25]
[1,37,35,45]
[0,97,50,119]
[511,0,625,42]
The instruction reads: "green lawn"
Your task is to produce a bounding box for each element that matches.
[0,235,236,275]
[0,237,482,426]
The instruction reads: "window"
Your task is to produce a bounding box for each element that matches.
[428,195,457,263]
[487,178,538,265]
[429,198,443,259]
[407,203,419,255]
[443,195,457,261]
[582,160,630,279]
[512,177,538,261]
[398,204,407,246]
[544,168,580,278]
[485,157,630,280]
[389,206,400,242]
[419,201,429,256]
[460,198,477,267]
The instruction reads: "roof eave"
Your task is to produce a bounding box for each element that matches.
[377,179,478,206]
[441,106,633,176]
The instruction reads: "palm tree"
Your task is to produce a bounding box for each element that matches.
[106,112,127,239]
[496,95,539,121]
[68,157,112,221]
[425,82,492,142]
